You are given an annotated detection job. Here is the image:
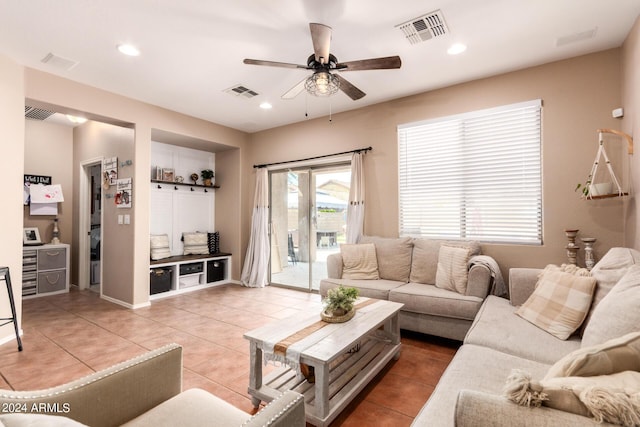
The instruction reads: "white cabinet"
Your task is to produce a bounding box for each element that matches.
[22,244,70,298]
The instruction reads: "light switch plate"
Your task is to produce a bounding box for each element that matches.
[124,214,130,225]
[118,214,123,225]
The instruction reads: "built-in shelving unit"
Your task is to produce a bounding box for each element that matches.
[149,253,231,300]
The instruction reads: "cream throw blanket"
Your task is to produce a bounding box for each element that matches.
[468,255,507,297]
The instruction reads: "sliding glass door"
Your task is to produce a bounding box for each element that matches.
[270,164,351,291]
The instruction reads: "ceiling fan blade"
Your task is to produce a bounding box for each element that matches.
[336,56,402,71]
[282,77,307,99]
[243,58,308,69]
[335,75,366,100]
[309,23,332,64]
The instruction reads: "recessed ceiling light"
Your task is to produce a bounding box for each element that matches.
[117,44,140,57]
[447,43,467,55]
[259,102,272,110]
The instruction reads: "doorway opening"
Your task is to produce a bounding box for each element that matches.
[269,164,351,291]
[79,159,103,294]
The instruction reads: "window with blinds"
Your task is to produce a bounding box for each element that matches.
[398,99,542,244]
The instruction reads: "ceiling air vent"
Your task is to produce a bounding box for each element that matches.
[41,52,79,70]
[396,10,449,45]
[25,106,55,121]
[224,85,259,99]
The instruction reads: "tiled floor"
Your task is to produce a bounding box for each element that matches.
[0,284,459,426]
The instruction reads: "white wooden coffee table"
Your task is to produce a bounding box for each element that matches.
[244,298,403,427]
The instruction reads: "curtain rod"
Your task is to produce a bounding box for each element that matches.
[253,146,372,169]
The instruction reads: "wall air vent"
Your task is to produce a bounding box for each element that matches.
[224,85,259,99]
[396,10,449,45]
[41,52,79,70]
[25,106,55,121]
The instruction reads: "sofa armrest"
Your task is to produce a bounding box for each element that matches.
[0,343,183,427]
[466,264,492,299]
[244,390,305,427]
[326,252,343,279]
[455,390,610,427]
[508,268,542,306]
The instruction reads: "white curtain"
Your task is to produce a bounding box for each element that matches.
[346,152,365,244]
[241,168,270,287]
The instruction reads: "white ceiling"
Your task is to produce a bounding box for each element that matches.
[2,0,639,133]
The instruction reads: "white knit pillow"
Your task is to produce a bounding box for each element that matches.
[182,232,208,255]
[150,234,171,260]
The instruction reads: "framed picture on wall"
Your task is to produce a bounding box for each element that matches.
[162,168,175,182]
[23,227,42,245]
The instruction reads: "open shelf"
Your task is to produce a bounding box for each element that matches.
[585,192,629,200]
[151,179,219,190]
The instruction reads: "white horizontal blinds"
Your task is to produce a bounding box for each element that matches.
[398,100,542,244]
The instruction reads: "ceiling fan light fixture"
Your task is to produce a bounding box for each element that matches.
[305,71,340,97]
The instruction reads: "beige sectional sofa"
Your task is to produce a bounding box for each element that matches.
[412,247,640,426]
[319,236,504,341]
[0,343,305,427]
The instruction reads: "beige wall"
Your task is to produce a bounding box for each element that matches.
[24,120,73,248]
[73,121,135,302]
[24,68,248,308]
[0,55,25,345]
[247,49,625,280]
[622,15,640,248]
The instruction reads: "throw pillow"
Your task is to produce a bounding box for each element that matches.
[410,239,481,285]
[340,243,380,280]
[434,244,472,294]
[207,231,220,254]
[358,236,413,282]
[504,369,640,424]
[515,270,596,340]
[545,331,640,379]
[582,264,640,348]
[581,247,640,335]
[182,232,209,255]
[150,234,171,260]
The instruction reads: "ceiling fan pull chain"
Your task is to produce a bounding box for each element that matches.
[329,99,332,123]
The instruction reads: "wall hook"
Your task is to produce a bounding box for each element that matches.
[174,186,178,190]
[204,188,208,193]
[157,185,162,189]
[190,187,194,192]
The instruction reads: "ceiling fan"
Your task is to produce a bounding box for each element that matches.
[243,23,401,101]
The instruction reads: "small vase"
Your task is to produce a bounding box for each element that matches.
[204,178,212,187]
[51,218,60,245]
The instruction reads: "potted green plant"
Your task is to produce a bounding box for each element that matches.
[201,169,214,186]
[321,285,359,322]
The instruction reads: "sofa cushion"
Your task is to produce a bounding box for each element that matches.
[515,270,596,340]
[582,247,640,334]
[435,245,472,294]
[340,243,379,280]
[465,296,581,364]
[319,277,404,301]
[389,282,483,321]
[359,236,413,282]
[582,264,640,347]
[410,239,481,285]
[546,332,640,379]
[413,343,550,427]
[122,388,249,427]
[0,414,87,426]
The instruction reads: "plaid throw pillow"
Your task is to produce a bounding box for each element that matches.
[516,270,596,340]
